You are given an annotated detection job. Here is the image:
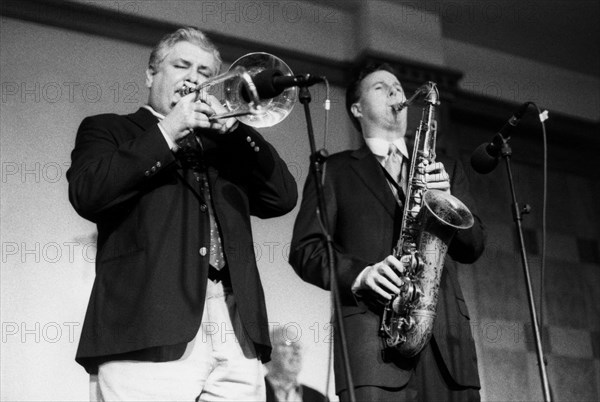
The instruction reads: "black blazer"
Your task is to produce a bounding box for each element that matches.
[265,377,329,402]
[289,145,485,393]
[68,108,297,373]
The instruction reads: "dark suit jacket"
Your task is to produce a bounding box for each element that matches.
[289,145,484,393]
[68,108,297,374]
[265,377,329,402]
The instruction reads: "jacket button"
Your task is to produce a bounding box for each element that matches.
[200,204,207,212]
[144,171,150,176]
[156,161,162,168]
[199,247,207,256]
[151,166,157,173]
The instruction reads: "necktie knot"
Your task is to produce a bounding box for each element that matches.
[177,134,203,171]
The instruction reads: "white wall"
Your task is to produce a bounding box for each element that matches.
[444,39,600,121]
[69,0,600,122]
[77,0,356,62]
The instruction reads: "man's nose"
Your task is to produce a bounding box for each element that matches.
[391,87,406,102]
[185,70,200,85]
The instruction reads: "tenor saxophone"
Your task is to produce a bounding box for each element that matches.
[380,82,474,357]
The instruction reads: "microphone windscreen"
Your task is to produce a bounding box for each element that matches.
[471,143,499,174]
[240,69,283,102]
[252,69,284,100]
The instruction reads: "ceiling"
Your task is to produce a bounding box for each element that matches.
[315,0,600,77]
[434,0,600,77]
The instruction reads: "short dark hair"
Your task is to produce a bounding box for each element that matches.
[345,62,399,132]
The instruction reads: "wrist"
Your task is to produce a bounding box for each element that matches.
[351,268,368,295]
[157,122,183,151]
[160,115,188,142]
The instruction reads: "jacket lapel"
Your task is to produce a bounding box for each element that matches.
[128,108,205,199]
[350,146,398,217]
[130,108,186,172]
[127,107,160,132]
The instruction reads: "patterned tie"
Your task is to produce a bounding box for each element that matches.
[177,135,226,270]
[201,176,226,270]
[384,143,406,200]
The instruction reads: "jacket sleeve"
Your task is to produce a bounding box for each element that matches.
[289,163,371,306]
[228,125,298,218]
[67,115,177,222]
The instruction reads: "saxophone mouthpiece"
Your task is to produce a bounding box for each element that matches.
[392,102,408,112]
[392,81,439,112]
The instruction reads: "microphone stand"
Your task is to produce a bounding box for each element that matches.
[498,134,552,402]
[298,79,356,402]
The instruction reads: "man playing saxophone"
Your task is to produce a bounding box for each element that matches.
[290,63,485,401]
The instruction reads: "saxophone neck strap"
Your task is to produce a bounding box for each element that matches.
[380,163,406,205]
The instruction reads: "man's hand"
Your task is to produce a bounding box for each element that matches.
[352,255,405,303]
[425,162,450,193]
[201,92,239,135]
[160,92,238,142]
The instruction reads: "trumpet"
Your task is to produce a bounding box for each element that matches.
[178,52,297,128]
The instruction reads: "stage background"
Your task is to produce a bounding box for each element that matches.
[1,1,599,401]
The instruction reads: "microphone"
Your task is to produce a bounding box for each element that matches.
[470,102,530,174]
[241,69,324,101]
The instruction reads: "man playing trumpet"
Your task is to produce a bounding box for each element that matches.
[68,27,297,401]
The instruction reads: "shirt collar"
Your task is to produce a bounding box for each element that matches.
[142,104,165,121]
[364,137,409,160]
[267,375,300,389]
[267,375,301,393]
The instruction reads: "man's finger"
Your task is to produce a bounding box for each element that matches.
[427,181,450,190]
[426,171,449,182]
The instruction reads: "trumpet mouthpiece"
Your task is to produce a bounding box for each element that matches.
[179,82,198,96]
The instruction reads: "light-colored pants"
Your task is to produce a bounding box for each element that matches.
[90,280,265,401]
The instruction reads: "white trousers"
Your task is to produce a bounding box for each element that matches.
[90,280,265,401]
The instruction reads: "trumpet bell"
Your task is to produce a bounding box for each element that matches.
[224,52,297,128]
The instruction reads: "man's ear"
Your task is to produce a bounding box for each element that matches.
[350,102,362,119]
[145,68,155,88]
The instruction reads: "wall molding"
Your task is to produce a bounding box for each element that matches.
[0,0,352,86]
